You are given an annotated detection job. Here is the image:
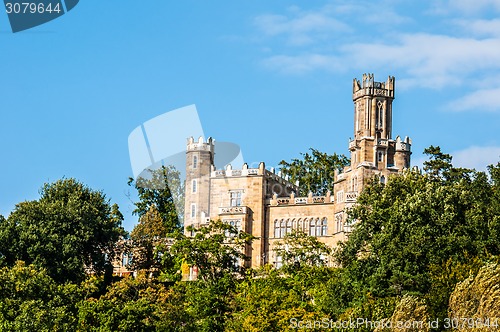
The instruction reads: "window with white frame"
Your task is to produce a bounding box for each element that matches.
[230,190,242,207]
[309,218,317,236]
[275,254,283,269]
[122,253,132,266]
[274,219,281,238]
[224,219,241,238]
[335,213,343,233]
[320,217,328,236]
[286,219,292,235]
[337,190,344,203]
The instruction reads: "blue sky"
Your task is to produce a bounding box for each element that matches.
[1,0,499,231]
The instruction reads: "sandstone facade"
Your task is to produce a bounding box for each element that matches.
[183,74,412,269]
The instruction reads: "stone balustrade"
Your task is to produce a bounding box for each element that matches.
[346,191,358,202]
[218,206,248,215]
[269,191,334,206]
[377,139,389,147]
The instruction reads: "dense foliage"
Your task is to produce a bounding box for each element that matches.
[0,148,498,331]
[128,166,185,233]
[279,148,349,196]
[0,178,125,283]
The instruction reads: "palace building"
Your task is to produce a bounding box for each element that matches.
[183,73,412,269]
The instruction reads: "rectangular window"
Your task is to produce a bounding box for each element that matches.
[336,190,344,203]
[192,179,197,193]
[193,155,198,169]
[230,190,242,207]
[378,151,384,162]
[122,253,132,266]
[191,203,196,219]
[224,219,241,238]
[274,220,281,238]
[309,220,317,236]
[275,254,282,269]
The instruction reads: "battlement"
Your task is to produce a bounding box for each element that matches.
[352,73,395,101]
[187,136,215,152]
[210,162,299,191]
[395,135,412,152]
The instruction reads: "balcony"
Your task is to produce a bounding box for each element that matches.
[345,192,358,202]
[218,206,248,215]
[377,139,389,147]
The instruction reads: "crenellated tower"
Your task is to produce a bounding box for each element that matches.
[350,74,411,171]
[333,74,412,237]
[184,136,214,235]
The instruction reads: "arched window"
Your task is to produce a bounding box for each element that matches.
[353,177,358,191]
[377,100,384,128]
[309,218,317,236]
[336,213,343,233]
[280,219,286,238]
[286,219,292,235]
[291,218,296,230]
[274,220,280,238]
[298,218,303,233]
[320,217,328,236]
[191,203,196,219]
[315,218,322,236]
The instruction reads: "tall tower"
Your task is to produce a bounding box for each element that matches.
[184,136,214,235]
[350,74,410,171]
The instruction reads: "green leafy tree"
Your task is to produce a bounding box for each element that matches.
[228,266,332,332]
[0,178,125,283]
[172,220,255,283]
[129,205,170,274]
[274,230,332,272]
[337,147,500,321]
[77,273,191,331]
[279,148,349,196]
[170,220,255,331]
[0,261,81,331]
[128,166,184,233]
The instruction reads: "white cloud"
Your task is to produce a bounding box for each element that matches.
[253,2,409,47]
[430,0,500,15]
[452,146,500,171]
[448,0,500,13]
[412,146,500,172]
[343,34,500,89]
[253,2,500,115]
[261,54,343,74]
[453,18,500,37]
[260,33,500,89]
[447,87,500,112]
[254,9,350,46]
